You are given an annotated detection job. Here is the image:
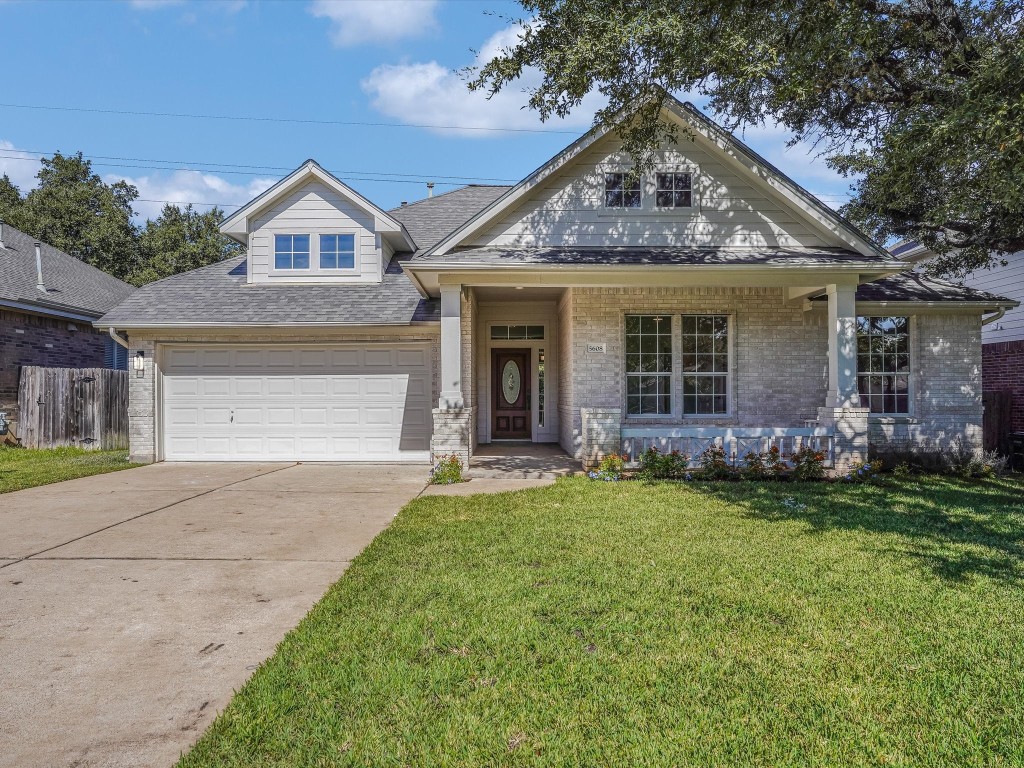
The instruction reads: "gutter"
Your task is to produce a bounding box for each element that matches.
[0,298,101,323]
[982,306,1007,326]
[108,327,129,348]
[91,320,440,331]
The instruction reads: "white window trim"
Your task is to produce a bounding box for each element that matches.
[679,313,734,419]
[857,314,916,418]
[272,233,312,272]
[599,164,701,215]
[622,313,675,419]
[620,311,736,421]
[269,228,362,276]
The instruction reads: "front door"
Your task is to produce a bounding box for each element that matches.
[492,349,531,439]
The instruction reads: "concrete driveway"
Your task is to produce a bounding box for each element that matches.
[0,462,426,768]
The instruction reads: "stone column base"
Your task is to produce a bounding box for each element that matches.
[581,407,622,469]
[818,406,869,474]
[431,408,475,468]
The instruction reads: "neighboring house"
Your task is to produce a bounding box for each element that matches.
[98,97,1017,471]
[893,241,1024,435]
[1,221,135,433]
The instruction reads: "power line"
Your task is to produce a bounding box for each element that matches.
[0,101,582,135]
[0,148,520,183]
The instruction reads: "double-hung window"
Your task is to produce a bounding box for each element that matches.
[625,315,672,415]
[320,234,356,270]
[274,234,310,270]
[604,172,641,209]
[656,172,693,208]
[681,315,729,415]
[857,316,910,414]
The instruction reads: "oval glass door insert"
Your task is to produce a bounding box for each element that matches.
[502,360,522,404]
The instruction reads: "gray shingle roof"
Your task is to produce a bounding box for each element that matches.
[389,185,511,256]
[0,223,134,317]
[411,245,879,266]
[810,272,1018,305]
[98,254,438,327]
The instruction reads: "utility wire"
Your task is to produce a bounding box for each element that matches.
[0,101,582,135]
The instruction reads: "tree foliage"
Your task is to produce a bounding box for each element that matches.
[471,0,1024,276]
[135,204,243,285]
[0,153,241,285]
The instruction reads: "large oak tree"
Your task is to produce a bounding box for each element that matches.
[471,0,1024,276]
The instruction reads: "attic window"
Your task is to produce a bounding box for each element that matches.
[604,173,641,208]
[320,234,356,270]
[274,234,310,270]
[656,172,693,208]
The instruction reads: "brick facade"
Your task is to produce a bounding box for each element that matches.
[1,308,108,426]
[556,287,983,463]
[983,340,1024,433]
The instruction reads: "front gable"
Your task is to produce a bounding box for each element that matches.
[221,160,415,285]
[429,99,887,259]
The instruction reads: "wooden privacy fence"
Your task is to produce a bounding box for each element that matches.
[17,366,129,450]
[983,390,1013,455]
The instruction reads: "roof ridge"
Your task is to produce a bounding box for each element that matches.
[388,184,513,213]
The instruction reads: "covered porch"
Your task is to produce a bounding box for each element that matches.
[416,267,884,474]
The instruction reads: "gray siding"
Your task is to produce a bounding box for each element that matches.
[469,131,849,250]
[249,180,383,284]
[960,251,1024,343]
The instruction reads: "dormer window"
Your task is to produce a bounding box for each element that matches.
[656,172,693,208]
[604,172,641,208]
[274,234,310,270]
[320,234,356,270]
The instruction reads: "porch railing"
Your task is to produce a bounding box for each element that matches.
[620,426,835,467]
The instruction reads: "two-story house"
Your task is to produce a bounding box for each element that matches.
[98,97,1017,471]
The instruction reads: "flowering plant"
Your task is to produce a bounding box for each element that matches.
[789,446,827,480]
[589,452,625,481]
[430,454,464,484]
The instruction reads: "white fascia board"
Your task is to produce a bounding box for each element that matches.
[404,260,910,297]
[94,320,437,331]
[806,299,1020,313]
[220,160,416,251]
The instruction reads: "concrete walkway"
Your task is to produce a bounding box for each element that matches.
[0,462,426,768]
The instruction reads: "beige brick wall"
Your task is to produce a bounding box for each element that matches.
[562,287,829,456]
[560,287,983,459]
[869,313,983,452]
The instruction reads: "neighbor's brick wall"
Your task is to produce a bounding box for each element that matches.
[1,308,107,424]
[128,329,441,463]
[982,339,1024,433]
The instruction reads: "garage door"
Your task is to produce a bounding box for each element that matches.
[161,344,432,461]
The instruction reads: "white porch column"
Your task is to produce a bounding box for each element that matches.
[820,280,869,473]
[826,281,861,408]
[439,284,464,409]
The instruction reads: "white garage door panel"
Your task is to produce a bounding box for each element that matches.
[161,344,432,462]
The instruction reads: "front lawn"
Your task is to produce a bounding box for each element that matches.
[182,476,1024,767]
[0,445,138,493]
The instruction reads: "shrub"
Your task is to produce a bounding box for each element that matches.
[842,460,881,483]
[696,444,734,480]
[637,446,690,480]
[430,454,464,484]
[589,452,625,481]
[789,445,826,481]
[942,437,1008,478]
[742,445,784,479]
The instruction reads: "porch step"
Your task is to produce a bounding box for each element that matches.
[464,466,583,481]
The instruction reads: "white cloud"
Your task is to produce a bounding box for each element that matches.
[111,170,275,221]
[362,22,603,136]
[0,141,42,192]
[309,0,438,47]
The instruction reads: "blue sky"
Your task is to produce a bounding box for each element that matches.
[1,0,854,222]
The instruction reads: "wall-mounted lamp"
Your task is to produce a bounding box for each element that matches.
[134,350,145,377]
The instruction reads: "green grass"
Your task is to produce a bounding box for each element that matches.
[0,444,138,493]
[181,476,1024,767]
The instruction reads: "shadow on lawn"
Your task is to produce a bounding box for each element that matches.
[695,477,1024,585]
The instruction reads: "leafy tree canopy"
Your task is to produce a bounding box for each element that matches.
[0,153,241,285]
[471,0,1024,277]
[135,204,243,285]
